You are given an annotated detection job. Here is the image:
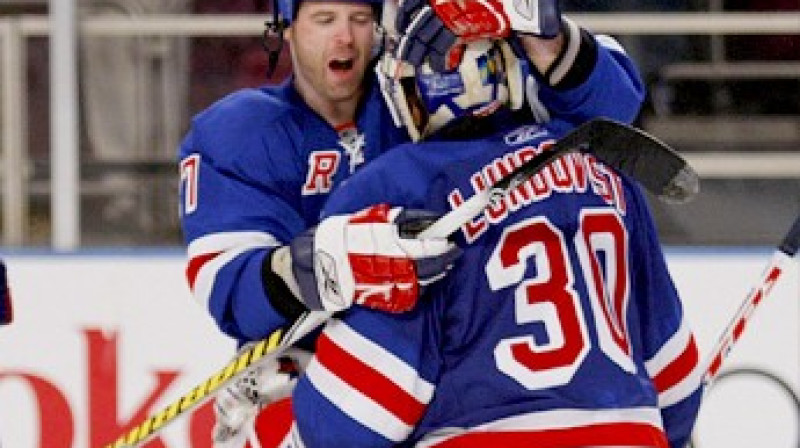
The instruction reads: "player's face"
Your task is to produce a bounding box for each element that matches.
[287,2,375,112]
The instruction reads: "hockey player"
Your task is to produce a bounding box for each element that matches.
[0,259,11,326]
[245,39,704,447]
[178,0,647,347]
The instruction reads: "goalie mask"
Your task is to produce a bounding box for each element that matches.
[378,39,525,142]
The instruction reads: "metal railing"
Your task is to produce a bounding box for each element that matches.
[2,12,799,247]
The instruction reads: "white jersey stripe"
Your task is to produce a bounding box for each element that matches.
[187,231,280,258]
[305,357,414,442]
[187,231,280,310]
[644,318,703,407]
[644,317,691,376]
[657,360,704,408]
[325,320,435,402]
[596,34,627,55]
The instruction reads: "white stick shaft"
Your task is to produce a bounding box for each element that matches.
[701,250,796,386]
[417,190,490,239]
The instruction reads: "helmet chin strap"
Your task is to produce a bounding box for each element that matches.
[262,0,287,79]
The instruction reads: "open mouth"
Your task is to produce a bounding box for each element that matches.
[329,58,355,72]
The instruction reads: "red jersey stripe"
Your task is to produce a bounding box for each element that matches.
[315,332,427,425]
[433,422,669,448]
[186,251,221,290]
[652,334,699,393]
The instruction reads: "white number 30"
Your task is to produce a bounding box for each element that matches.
[487,208,636,390]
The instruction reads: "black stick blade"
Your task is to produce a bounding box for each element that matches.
[558,118,700,204]
[778,212,800,257]
[414,118,699,240]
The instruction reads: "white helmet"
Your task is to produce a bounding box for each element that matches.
[377,39,525,141]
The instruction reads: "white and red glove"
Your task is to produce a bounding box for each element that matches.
[213,348,312,448]
[395,0,562,70]
[290,203,461,314]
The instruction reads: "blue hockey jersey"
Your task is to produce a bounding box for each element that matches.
[290,119,703,448]
[178,35,645,344]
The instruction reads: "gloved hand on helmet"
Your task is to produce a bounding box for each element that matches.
[394,0,562,71]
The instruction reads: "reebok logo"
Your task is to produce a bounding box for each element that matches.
[314,251,347,308]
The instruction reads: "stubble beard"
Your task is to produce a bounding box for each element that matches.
[294,50,365,104]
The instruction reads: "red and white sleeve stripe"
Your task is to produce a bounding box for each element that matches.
[186,231,280,309]
[304,319,434,442]
[644,319,704,407]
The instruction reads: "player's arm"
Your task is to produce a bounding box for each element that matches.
[517,18,646,125]
[248,302,443,447]
[279,203,460,315]
[625,182,704,448]
[394,0,645,124]
[241,151,452,447]
[179,126,304,342]
[180,126,458,343]
[214,242,457,447]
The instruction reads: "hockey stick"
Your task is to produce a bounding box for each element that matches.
[701,211,800,387]
[418,117,698,239]
[104,117,694,448]
[104,310,332,448]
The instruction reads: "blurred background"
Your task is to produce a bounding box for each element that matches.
[0,0,797,249]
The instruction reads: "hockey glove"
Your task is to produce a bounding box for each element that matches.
[395,0,562,71]
[290,203,461,314]
[212,347,311,447]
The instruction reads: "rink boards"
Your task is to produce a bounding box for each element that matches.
[0,249,797,447]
